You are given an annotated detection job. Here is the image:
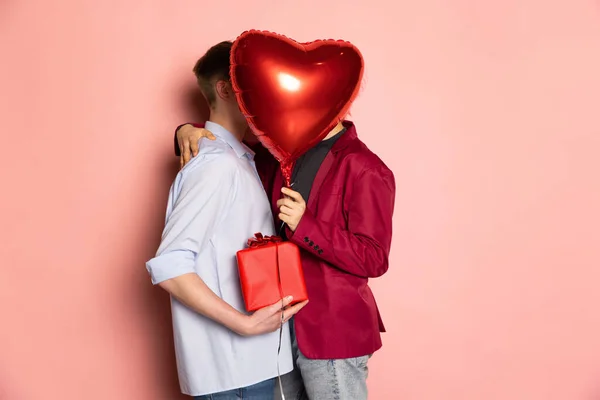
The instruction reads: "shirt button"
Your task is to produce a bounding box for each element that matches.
[309,241,314,246]
[304,237,309,242]
[318,249,323,255]
[314,245,320,251]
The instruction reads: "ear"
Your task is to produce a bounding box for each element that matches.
[215,80,234,101]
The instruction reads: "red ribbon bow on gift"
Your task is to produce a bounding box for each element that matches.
[247,233,283,248]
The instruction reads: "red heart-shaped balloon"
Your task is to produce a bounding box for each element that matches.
[230,30,364,184]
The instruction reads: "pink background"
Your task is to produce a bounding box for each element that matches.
[2,1,600,399]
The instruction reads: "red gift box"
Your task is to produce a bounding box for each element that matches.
[236,233,308,312]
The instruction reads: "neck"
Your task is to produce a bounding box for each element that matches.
[243,128,259,145]
[209,111,246,141]
[323,122,345,140]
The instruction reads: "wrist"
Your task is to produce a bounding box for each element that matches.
[232,314,252,336]
[291,213,306,232]
[285,225,295,239]
[289,211,309,239]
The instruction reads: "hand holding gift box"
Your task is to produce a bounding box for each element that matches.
[237,233,308,312]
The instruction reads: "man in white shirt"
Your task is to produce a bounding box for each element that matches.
[146,41,307,399]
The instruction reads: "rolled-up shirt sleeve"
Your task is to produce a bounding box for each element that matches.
[146,154,238,285]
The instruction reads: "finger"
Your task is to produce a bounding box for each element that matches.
[278,205,294,216]
[202,129,216,140]
[281,187,303,202]
[283,300,309,320]
[190,138,199,157]
[280,295,294,308]
[282,308,298,324]
[277,198,296,209]
[181,142,191,165]
[267,296,293,313]
[177,138,184,167]
[279,213,290,224]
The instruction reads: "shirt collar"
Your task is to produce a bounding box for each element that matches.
[205,121,255,159]
[317,127,346,149]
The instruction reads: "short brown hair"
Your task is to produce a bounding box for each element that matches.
[193,41,233,106]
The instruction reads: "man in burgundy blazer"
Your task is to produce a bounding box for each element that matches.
[175,120,395,399]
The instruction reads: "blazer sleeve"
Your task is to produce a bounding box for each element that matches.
[288,166,396,278]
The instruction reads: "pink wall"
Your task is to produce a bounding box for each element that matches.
[2,1,600,399]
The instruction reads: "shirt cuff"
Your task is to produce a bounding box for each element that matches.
[146,250,196,285]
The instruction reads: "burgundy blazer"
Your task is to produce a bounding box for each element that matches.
[183,121,396,359]
[259,121,395,359]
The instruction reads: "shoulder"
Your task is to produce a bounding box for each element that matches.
[178,137,240,186]
[342,137,395,184]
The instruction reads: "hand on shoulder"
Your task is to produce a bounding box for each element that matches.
[177,124,216,168]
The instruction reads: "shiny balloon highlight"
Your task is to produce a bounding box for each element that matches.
[230,30,364,184]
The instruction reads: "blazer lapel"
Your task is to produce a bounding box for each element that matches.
[272,121,357,232]
[307,151,335,210]
[307,121,356,210]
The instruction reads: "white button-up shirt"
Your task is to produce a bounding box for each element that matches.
[146,121,293,396]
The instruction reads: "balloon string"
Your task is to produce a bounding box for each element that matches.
[275,242,286,400]
[276,177,295,399]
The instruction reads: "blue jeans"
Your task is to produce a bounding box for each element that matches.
[194,378,275,400]
[275,319,370,400]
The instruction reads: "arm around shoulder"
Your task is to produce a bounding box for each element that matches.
[146,155,249,332]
